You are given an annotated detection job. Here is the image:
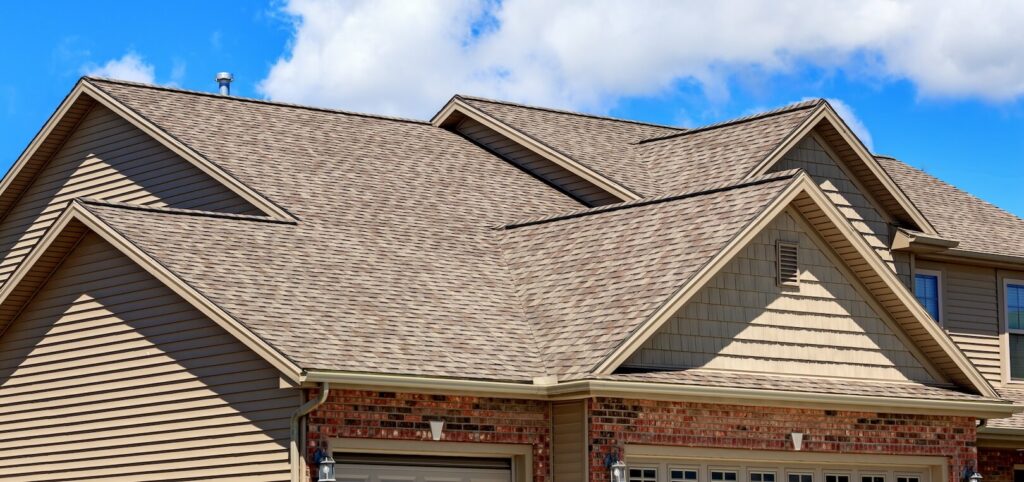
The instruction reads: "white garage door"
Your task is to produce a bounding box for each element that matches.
[336,454,512,482]
[625,461,930,482]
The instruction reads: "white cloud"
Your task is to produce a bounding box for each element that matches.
[260,0,1024,119]
[83,53,156,84]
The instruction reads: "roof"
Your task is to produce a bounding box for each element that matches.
[0,77,1009,406]
[989,387,1024,429]
[497,172,797,375]
[457,95,682,196]
[879,156,1024,260]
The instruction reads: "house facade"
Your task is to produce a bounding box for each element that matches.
[0,77,1023,482]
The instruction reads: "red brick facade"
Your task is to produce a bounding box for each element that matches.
[305,389,551,481]
[979,447,1023,482]
[304,390,985,482]
[588,397,977,482]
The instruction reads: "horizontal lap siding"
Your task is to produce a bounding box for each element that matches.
[625,211,935,382]
[0,104,260,290]
[0,233,294,481]
[916,259,1002,383]
[455,118,619,207]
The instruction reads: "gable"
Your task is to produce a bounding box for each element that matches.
[0,232,294,478]
[622,209,939,383]
[452,114,618,206]
[0,102,261,290]
[771,134,913,285]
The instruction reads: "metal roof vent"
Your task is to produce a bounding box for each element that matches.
[216,72,233,96]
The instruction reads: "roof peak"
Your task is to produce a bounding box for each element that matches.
[83,76,431,126]
[499,169,801,230]
[638,99,824,144]
[455,94,686,131]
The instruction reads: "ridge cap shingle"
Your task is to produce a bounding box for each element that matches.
[456,94,686,131]
[498,169,801,230]
[85,76,431,125]
[637,99,823,145]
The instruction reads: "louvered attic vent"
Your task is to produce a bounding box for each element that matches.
[777,241,800,286]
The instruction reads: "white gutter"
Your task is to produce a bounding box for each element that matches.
[302,371,1020,419]
[291,382,330,482]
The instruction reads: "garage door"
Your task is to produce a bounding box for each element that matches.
[624,461,930,482]
[336,454,512,482]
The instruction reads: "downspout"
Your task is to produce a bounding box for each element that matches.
[291,382,330,482]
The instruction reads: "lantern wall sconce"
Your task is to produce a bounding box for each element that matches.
[430,420,445,441]
[605,452,627,482]
[791,432,804,451]
[961,462,982,482]
[313,448,336,482]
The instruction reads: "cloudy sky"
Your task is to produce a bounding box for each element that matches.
[2,0,1023,215]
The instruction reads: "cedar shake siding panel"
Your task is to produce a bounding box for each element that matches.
[454,117,621,207]
[0,233,293,481]
[916,259,1003,383]
[772,135,898,273]
[624,210,935,382]
[0,103,261,290]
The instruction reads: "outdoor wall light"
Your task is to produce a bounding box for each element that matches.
[430,420,445,441]
[961,463,982,482]
[609,460,627,482]
[313,448,336,482]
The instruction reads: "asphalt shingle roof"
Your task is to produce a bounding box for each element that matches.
[17,78,1000,404]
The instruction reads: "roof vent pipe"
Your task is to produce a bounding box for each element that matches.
[216,72,233,95]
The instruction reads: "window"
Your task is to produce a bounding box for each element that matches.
[896,477,920,482]
[712,471,739,482]
[914,270,941,322]
[861,476,884,482]
[789,474,813,482]
[630,467,658,482]
[826,475,850,482]
[751,472,776,482]
[672,469,700,482]
[777,241,800,286]
[1008,281,1024,380]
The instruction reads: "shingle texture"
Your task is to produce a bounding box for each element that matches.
[4,78,1003,404]
[459,96,682,196]
[879,156,1024,260]
[497,173,795,375]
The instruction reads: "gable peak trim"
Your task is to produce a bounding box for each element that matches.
[0,200,303,383]
[592,173,997,398]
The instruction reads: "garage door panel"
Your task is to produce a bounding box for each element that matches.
[337,462,512,482]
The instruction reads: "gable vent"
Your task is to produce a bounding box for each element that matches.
[777,241,800,285]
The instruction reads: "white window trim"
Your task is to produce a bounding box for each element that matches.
[1004,278,1024,383]
[913,269,943,325]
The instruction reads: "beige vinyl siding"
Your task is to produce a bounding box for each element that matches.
[552,401,586,482]
[624,210,935,382]
[0,233,294,481]
[773,135,897,272]
[915,259,1002,383]
[454,117,619,207]
[0,104,261,290]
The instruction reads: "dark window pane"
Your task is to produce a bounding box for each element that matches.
[915,274,940,321]
[1012,334,1024,380]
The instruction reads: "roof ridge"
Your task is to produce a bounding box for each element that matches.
[84,76,431,125]
[498,169,801,230]
[76,198,298,225]
[456,94,686,131]
[637,99,823,145]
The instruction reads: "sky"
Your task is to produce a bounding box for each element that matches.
[1,0,1023,216]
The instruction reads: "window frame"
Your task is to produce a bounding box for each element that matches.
[913,269,943,325]
[1004,278,1024,382]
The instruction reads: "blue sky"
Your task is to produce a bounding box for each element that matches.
[2,1,1023,217]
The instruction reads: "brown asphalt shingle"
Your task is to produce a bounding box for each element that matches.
[459,96,682,196]
[879,156,1024,260]
[497,172,797,375]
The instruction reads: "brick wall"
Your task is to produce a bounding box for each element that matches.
[979,447,1023,482]
[588,397,977,482]
[305,389,551,481]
